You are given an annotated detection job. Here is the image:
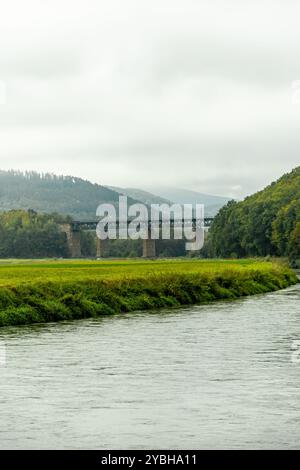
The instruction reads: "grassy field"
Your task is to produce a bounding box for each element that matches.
[0,258,277,286]
[0,258,298,327]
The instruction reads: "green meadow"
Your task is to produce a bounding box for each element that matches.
[0,258,298,327]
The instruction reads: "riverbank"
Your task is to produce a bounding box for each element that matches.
[0,259,298,327]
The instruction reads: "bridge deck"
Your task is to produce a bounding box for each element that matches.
[71,218,214,231]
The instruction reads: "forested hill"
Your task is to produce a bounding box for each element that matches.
[206,166,300,260]
[0,170,137,219]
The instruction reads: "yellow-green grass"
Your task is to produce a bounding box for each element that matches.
[0,259,298,327]
[0,258,277,287]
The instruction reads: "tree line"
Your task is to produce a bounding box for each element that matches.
[0,209,187,258]
[203,167,300,262]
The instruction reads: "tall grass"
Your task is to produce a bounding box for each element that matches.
[0,259,298,327]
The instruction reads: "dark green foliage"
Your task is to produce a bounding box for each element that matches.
[0,208,98,258]
[0,170,137,219]
[0,209,70,258]
[108,239,186,258]
[206,167,300,261]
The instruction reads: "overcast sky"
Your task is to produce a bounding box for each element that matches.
[0,0,300,198]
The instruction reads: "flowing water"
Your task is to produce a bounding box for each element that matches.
[0,282,300,449]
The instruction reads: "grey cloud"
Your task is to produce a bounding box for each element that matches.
[133,25,300,91]
[0,0,299,200]
[0,49,82,79]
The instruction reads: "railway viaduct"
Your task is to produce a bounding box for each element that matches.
[59,218,214,259]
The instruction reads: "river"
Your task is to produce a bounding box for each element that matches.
[0,282,300,449]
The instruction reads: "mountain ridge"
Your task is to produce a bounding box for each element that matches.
[0,169,231,219]
[0,170,138,219]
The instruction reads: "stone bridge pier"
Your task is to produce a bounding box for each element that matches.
[95,237,156,258]
[59,217,213,259]
[96,238,110,258]
[59,223,82,258]
[142,239,156,258]
[60,224,112,258]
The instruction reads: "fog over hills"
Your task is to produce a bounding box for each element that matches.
[145,187,232,216]
[108,186,172,207]
[108,186,232,216]
[0,170,232,219]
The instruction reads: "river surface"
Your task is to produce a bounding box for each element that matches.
[0,282,300,449]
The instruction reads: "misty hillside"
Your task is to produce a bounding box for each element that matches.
[0,170,137,219]
[109,186,231,216]
[108,186,172,206]
[147,187,232,216]
[0,170,231,219]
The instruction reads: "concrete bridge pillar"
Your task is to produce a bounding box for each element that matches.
[96,237,109,258]
[60,224,82,258]
[143,239,156,258]
[143,228,156,258]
